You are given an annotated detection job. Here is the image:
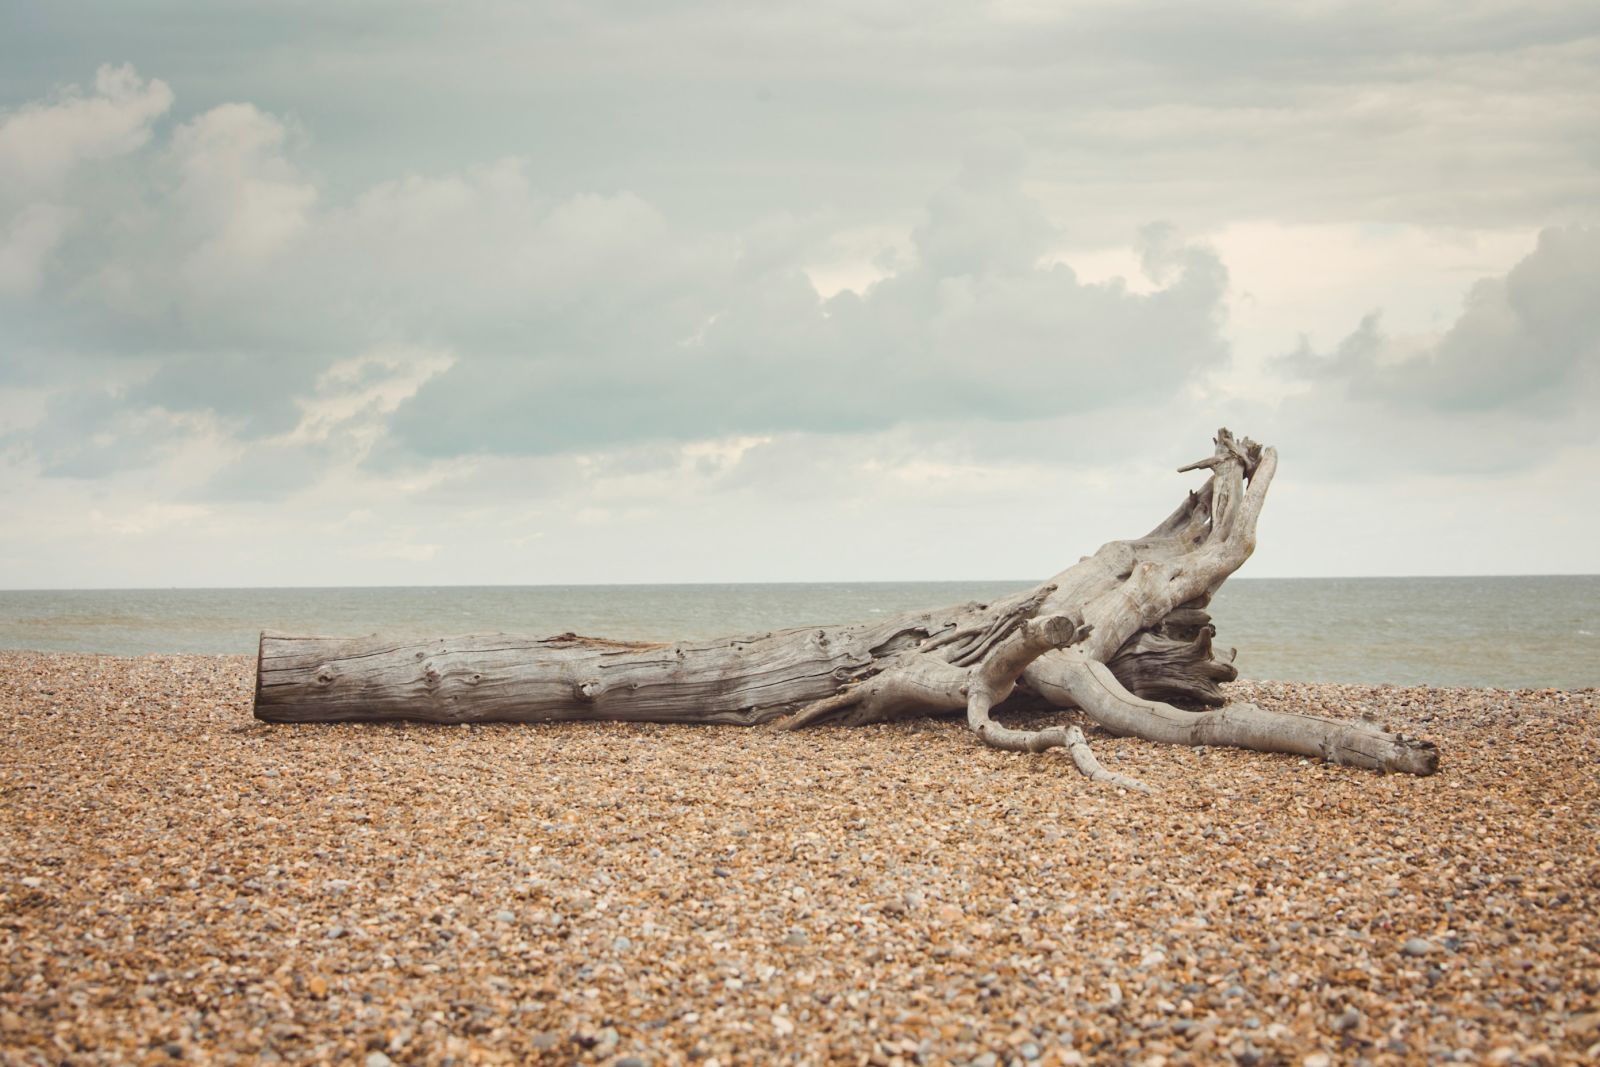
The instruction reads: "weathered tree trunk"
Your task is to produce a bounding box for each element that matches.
[255,431,1440,787]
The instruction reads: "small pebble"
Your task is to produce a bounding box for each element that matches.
[0,654,1591,1066]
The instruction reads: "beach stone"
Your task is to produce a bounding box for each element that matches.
[365,1054,393,1067]
[2,652,1596,1067]
[1403,937,1437,957]
[493,910,516,923]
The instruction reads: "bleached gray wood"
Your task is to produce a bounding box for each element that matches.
[254,429,1440,782]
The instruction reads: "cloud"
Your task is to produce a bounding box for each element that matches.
[0,202,69,296]
[14,385,211,479]
[0,71,1234,468]
[0,64,171,296]
[169,102,316,279]
[1277,225,1600,413]
[385,152,1230,457]
[0,63,171,192]
[1,27,1597,587]
[12,3,1594,248]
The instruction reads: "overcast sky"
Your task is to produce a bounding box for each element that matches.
[2,1,1597,588]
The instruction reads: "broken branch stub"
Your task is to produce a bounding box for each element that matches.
[254,429,1440,787]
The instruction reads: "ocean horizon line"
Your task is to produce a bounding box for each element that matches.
[3,572,1597,594]
[2,577,1594,687]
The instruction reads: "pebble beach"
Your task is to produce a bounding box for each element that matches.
[2,651,1597,1066]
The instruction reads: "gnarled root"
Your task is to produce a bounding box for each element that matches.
[963,613,1152,792]
[786,610,1151,791]
[1028,654,1440,776]
[787,607,1152,793]
[1061,725,1153,794]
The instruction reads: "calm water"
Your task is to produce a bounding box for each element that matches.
[0,577,1595,689]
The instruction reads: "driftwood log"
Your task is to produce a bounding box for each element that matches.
[254,430,1439,789]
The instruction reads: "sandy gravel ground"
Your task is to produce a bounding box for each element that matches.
[1,651,1597,1066]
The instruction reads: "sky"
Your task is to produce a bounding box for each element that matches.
[1,1,1597,588]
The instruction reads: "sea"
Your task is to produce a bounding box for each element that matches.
[0,576,1596,690]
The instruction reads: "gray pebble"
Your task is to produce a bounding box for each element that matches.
[1402,937,1436,957]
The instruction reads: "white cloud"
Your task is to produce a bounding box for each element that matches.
[170,102,316,279]
[0,64,171,297]
[0,64,171,193]
[90,501,212,537]
[288,346,456,448]
[1279,225,1600,414]
[0,202,70,296]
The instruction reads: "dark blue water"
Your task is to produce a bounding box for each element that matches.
[0,576,1595,689]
